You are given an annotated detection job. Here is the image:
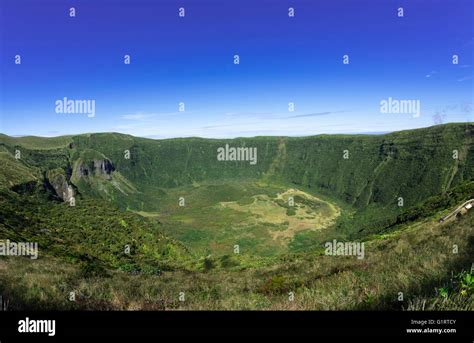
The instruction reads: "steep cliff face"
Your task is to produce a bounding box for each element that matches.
[1,123,472,214]
[45,169,75,203]
[74,158,115,180]
[69,123,474,210]
[281,123,474,208]
[69,149,138,203]
[94,159,115,177]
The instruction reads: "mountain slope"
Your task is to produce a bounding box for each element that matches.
[1,123,471,242]
[0,123,473,310]
[0,194,472,310]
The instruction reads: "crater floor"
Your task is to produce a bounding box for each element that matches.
[135,181,340,256]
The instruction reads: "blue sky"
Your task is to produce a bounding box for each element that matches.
[0,0,472,138]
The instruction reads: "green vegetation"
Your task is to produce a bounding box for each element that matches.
[0,123,472,310]
[0,207,472,310]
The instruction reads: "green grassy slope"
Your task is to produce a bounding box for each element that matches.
[2,123,471,207]
[0,123,472,247]
[0,186,190,273]
[0,134,73,150]
[0,123,473,310]
[67,123,473,217]
[0,196,472,310]
[66,124,473,206]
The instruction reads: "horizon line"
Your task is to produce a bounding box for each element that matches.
[2,122,473,141]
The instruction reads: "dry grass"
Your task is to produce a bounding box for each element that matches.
[219,188,340,242]
[0,211,472,311]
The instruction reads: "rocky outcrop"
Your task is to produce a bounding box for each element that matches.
[75,159,115,180]
[93,159,115,178]
[46,169,75,203]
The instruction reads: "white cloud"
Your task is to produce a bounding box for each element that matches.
[457,75,473,82]
[121,113,154,120]
[120,111,188,121]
